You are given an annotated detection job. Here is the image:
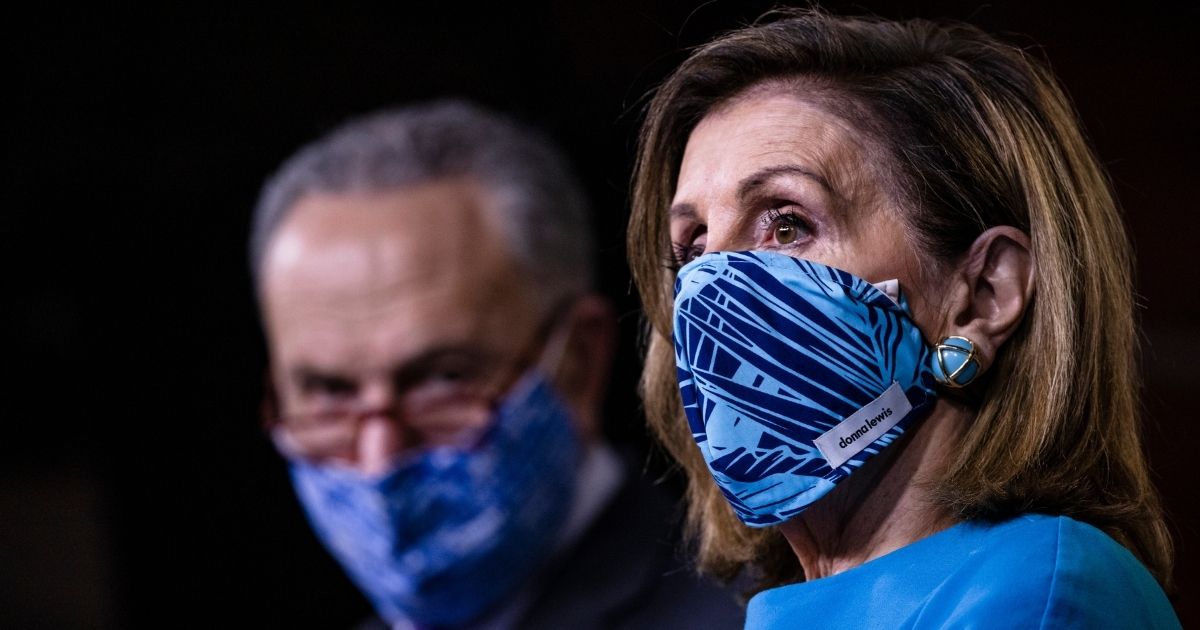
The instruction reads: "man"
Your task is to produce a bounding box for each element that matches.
[250,101,743,629]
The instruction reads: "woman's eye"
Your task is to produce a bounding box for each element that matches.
[774,221,799,244]
[667,224,707,271]
[764,208,812,247]
[671,242,705,269]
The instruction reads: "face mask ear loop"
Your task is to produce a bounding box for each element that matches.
[534,304,575,387]
[492,297,579,408]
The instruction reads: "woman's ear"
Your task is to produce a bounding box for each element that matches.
[942,226,1036,372]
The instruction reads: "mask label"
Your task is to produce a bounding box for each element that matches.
[813,381,912,470]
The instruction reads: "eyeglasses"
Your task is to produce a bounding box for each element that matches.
[264,304,571,462]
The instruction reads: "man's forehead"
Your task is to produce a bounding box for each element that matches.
[264,289,485,373]
[265,182,521,293]
[260,181,540,361]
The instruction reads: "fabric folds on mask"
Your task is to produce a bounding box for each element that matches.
[673,251,938,527]
[287,371,578,627]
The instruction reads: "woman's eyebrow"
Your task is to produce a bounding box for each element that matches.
[736,164,834,203]
[668,202,699,221]
[668,165,835,221]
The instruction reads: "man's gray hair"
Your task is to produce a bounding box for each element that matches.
[250,100,594,307]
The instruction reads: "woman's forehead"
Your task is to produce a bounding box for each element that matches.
[675,92,891,212]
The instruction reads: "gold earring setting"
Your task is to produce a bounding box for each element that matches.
[933,336,980,388]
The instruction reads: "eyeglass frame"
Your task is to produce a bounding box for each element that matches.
[261,296,577,461]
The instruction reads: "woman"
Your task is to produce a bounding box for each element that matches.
[627,9,1179,628]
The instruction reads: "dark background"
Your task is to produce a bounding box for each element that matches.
[6,2,1197,628]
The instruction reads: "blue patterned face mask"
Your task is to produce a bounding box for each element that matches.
[286,369,578,627]
[673,251,938,527]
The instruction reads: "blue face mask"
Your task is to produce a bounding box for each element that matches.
[286,370,579,627]
[673,251,939,527]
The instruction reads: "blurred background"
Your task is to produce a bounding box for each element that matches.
[6,2,1197,627]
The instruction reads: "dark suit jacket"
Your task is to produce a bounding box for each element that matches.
[358,466,745,630]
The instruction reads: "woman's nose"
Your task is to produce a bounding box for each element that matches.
[694,211,738,255]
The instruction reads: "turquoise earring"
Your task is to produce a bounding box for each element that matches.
[932,336,981,388]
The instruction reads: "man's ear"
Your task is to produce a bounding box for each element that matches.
[556,294,617,442]
[941,226,1036,373]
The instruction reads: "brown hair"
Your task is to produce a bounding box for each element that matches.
[628,9,1173,591]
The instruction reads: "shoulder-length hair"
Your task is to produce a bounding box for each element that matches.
[628,9,1172,591]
